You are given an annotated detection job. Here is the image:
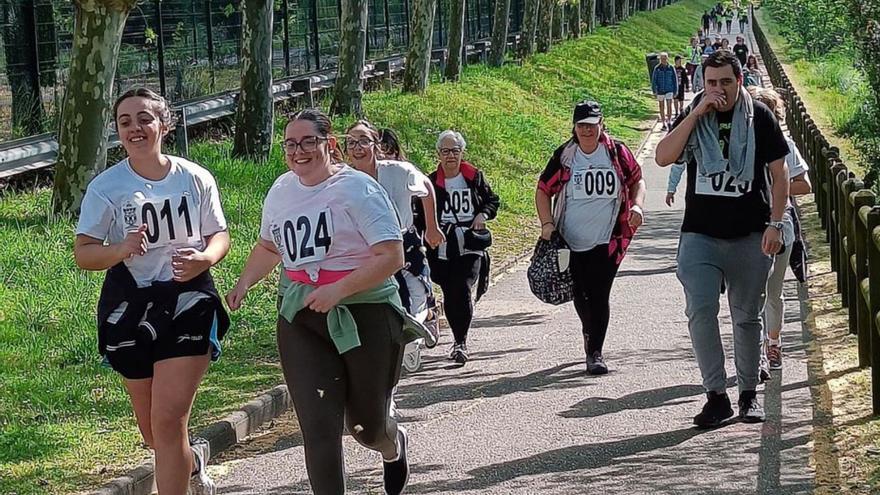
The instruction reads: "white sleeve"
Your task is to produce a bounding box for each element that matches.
[785,139,808,178]
[405,163,430,198]
[76,183,114,241]
[259,191,274,243]
[198,172,228,236]
[350,182,403,246]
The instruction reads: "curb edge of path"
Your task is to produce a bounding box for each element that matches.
[88,119,657,495]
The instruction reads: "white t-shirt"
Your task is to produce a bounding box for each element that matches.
[561,146,621,252]
[785,137,808,179]
[260,165,402,282]
[376,159,429,230]
[440,173,475,225]
[76,156,227,288]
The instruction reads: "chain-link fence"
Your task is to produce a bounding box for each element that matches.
[0,0,520,142]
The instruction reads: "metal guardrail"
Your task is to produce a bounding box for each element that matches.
[752,15,880,414]
[0,38,510,180]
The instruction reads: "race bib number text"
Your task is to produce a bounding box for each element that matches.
[272,209,334,268]
[572,169,618,200]
[124,196,198,248]
[441,188,474,223]
[695,171,753,197]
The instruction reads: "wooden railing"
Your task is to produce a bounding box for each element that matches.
[753,14,880,414]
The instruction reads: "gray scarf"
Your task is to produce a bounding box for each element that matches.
[682,86,756,182]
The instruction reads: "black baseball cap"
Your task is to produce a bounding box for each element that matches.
[573,100,603,125]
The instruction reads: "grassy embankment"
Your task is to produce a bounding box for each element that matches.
[0,1,709,492]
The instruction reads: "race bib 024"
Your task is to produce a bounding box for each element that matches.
[272,208,334,269]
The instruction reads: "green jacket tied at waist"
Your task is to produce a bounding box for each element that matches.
[278,276,435,354]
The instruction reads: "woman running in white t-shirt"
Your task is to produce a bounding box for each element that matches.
[74,88,229,494]
[226,109,424,495]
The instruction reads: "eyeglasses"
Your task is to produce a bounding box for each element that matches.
[344,136,375,150]
[439,148,462,156]
[281,136,329,153]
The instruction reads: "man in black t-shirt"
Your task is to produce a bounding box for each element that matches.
[733,36,749,68]
[655,50,790,429]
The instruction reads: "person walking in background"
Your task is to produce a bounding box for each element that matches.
[674,55,690,117]
[655,50,791,428]
[687,37,702,79]
[692,54,708,93]
[702,10,712,33]
[733,35,749,68]
[725,9,734,33]
[745,54,764,86]
[702,37,716,57]
[739,10,749,32]
[749,87,812,376]
[652,52,678,131]
[535,100,645,375]
[425,130,500,366]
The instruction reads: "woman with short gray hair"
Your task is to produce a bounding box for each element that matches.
[422,129,500,365]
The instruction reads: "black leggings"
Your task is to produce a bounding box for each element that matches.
[570,244,620,355]
[276,304,404,495]
[433,254,482,345]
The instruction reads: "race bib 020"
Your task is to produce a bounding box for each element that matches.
[441,188,474,223]
[571,169,618,200]
[123,195,200,248]
[695,171,753,197]
[271,208,334,269]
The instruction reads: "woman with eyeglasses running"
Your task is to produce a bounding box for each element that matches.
[536,100,646,375]
[74,88,229,494]
[226,109,428,495]
[346,121,443,332]
[423,130,500,365]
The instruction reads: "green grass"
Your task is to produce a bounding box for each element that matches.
[0,1,709,492]
[755,8,869,175]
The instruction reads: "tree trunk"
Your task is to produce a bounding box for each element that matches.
[536,0,554,52]
[331,0,368,114]
[583,0,595,31]
[51,0,135,214]
[552,2,563,40]
[2,0,46,136]
[601,0,614,25]
[639,0,649,12]
[518,0,540,57]
[232,0,274,160]
[445,0,466,81]
[616,0,626,20]
[402,0,437,92]
[489,0,511,66]
[567,0,581,38]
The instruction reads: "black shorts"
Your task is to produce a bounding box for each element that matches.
[101,293,222,379]
[675,88,685,101]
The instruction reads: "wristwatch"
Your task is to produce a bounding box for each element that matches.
[767,221,784,231]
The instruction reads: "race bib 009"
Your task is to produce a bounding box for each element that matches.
[571,169,618,200]
[122,195,200,248]
[271,208,334,269]
[695,171,753,198]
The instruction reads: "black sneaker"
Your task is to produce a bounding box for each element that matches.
[693,391,734,428]
[586,351,608,375]
[738,390,765,423]
[383,427,409,495]
[758,355,771,384]
[452,343,469,365]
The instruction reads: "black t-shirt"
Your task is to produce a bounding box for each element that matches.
[733,43,749,66]
[674,100,789,239]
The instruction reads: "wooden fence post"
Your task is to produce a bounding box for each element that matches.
[853,189,875,367]
[867,207,880,414]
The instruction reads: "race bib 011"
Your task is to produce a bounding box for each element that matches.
[123,195,200,248]
[571,169,618,200]
[272,208,334,269]
[695,171,752,197]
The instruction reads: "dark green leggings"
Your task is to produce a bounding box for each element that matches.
[276,303,404,494]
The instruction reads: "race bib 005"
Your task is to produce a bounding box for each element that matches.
[571,169,618,200]
[123,195,200,248]
[441,188,474,223]
[695,171,752,198]
[271,208,334,269]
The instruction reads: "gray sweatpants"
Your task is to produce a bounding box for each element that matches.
[676,232,773,394]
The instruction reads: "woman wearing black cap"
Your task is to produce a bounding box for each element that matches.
[535,100,646,374]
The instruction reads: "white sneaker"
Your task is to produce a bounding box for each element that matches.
[188,438,216,495]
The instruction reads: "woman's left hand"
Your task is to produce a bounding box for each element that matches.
[628,207,644,230]
[304,283,347,313]
[471,213,487,230]
[172,248,213,282]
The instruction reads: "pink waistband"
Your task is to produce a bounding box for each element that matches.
[285,269,353,286]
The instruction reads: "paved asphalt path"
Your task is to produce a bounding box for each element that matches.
[207,29,816,495]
